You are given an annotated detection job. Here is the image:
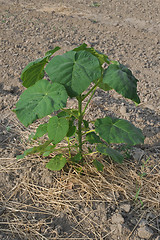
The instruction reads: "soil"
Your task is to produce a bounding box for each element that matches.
[0,0,160,239]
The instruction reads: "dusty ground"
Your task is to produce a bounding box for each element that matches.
[0,0,160,239]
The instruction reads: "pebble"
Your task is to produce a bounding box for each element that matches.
[111,213,124,224]
[120,105,127,115]
[132,147,144,161]
[137,226,153,239]
[120,203,131,213]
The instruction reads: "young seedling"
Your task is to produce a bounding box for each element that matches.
[13,43,145,171]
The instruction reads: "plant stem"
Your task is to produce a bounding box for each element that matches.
[82,87,97,115]
[77,95,83,162]
[81,77,102,101]
[67,137,71,158]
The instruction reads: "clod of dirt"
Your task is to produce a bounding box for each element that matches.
[137,225,154,239]
[120,203,131,213]
[111,213,124,224]
[110,223,123,238]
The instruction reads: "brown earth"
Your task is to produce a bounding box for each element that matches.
[0,0,160,239]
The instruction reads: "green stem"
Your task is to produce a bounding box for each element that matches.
[66,137,71,158]
[84,151,98,156]
[81,77,102,116]
[77,95,83,161]
[82,87,97,115]
[81,77,102,101]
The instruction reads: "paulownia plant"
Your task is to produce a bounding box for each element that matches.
[13,44,145,171]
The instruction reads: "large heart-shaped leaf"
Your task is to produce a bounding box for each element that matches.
[95,116,144,145]
[103,63,140,103]
[21,57,48,88]
[14,79,68,126]
[73,43,110,65]
[96,144,124,163]
[45,50,101,97]
[46,154,67,171]
[47,116,69,144]
[21,47,60,88]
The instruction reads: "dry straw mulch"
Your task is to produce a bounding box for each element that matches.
[0,113,160,239]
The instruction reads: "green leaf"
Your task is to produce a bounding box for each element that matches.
[21,47,60,88]
[45,50,101,97]
[96,144,124,163]
[45,46,61,57]
[95,116,144,145]
[32,123,48,140]
[71,153,82,163]
[83,120,89,129]
[47,116,69,144]
[16,140,52,159]
[57,111,70,118]
[98,81,112,91]
[103,63,140,103]
[14,80,68,127]
[73,43,110,65]
[88,147,92,153]
[42,145,56,157]
[21,57,48,88]
[93,159,104,171]
[43,151,51,157]
[86,132,102,144]
[16,149,33,160]
[67,120,76,137]
[46,154,67,171]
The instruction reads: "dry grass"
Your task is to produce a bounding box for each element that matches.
[0,112,160,239]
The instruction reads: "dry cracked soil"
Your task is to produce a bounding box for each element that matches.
[0,0,160,239]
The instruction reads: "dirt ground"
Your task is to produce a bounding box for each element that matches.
[0,0,160,239]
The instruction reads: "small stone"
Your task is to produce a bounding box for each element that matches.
[120,106,127,115]
[132,148,144,161]
[137,226,153,239]
[120,203,131,213]
[111,213,124,224]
